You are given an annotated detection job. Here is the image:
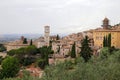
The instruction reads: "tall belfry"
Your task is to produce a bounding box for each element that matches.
[44,26,50,46]
[102,17,110,29]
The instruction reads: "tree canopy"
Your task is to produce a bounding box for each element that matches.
[0,56,20,79]
[70,42,76,58]
[56,34,60,40]
[30,39,33,45]
[0,44,6,52]
[23,38,28,44]
[38,46,53,65]
[80,36,93,62]
[103,33,111,47]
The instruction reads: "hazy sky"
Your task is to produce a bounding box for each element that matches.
[0,0,120,34]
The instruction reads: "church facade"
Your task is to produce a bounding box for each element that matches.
[93,18,120,48]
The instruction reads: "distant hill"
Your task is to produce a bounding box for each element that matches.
[0,33,68,43]
[0,34,42,43]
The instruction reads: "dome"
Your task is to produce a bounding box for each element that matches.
[103,17,109,22]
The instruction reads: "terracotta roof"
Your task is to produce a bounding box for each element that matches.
[63,46,70,49]
[93,28,120,32]
[7,44,29,46]
[54,54,64,58]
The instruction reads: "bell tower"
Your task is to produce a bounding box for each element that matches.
[102,17,110,29]
[44,26,50,46]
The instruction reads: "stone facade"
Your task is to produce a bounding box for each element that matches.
[6,39,30,51]
[37,26,50,48]
[93,18,120,48]
[52,33,83,56]
[44,26,50,46]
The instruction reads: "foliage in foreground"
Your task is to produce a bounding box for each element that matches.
[0,56,20,79]
[4,48,120,80]
[4,70,40,80]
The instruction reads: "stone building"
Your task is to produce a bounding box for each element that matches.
[44,26,50,46]
[37,26,50,48]
[6,36,30,51]
[93,18,120,48]
[52,33,83,57]
[82,30,94,48]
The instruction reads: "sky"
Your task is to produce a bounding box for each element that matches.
[0,0,120,34]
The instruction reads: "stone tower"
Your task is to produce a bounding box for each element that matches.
[102,17,110,29]
[44,26,50,46]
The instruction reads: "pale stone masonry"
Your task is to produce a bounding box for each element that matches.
[6,25,94,56]
[37,26,51,48]
[6,38,30,51]
[44,26,50,46]
[93,18,120,48]
[52,33,84,56]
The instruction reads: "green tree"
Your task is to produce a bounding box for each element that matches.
[0,44,6,52]
[70,42,76,58]
[49,40,52,50]
[57,46,60,53]
[23,38,28,44]
[7,46,38,66]
[1,56,20,78]
[3,49,120,80]
[103,36,107,47]
[30,39,33,45]
[100,47,109,59]
[38,46,53,65]
[80,36,93,62]
[0,56,3,64]
[56,34,60,40]
[106,35,108,47]
[22,57,34,66]
[103,34,111,47]
[25,45,37,55]
[7,49,17,56]
[103,36,106,47]
[108,33,111,47]
[37,58,46,69]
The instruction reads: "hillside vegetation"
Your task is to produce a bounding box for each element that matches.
[4,47,120,80]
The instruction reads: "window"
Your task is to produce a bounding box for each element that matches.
[112,37,114,39]
[100,36,102,40]
[96,37,99,40]
[113,42,114,44]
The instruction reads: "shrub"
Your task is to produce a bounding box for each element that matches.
[37,59,46,69]
[99,47,109,59]
[21,57,35,66]
[3,48,120,80]
[1,56,20,79]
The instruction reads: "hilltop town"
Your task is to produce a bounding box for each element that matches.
[0,17,120,79]
[4,17,120,56]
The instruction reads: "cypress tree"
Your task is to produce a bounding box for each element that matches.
[57,46,60,54]
[80,36,93,62]
[103,36,106,47]
[108,33,111,47]
[70,42,76,58]
[103,34,112,47]
[105,36,108,47]
[49,40,52,50]
[23,38,28,44]
[39,46,53,65]
[56,34,60,40]
[30,39,33,45]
